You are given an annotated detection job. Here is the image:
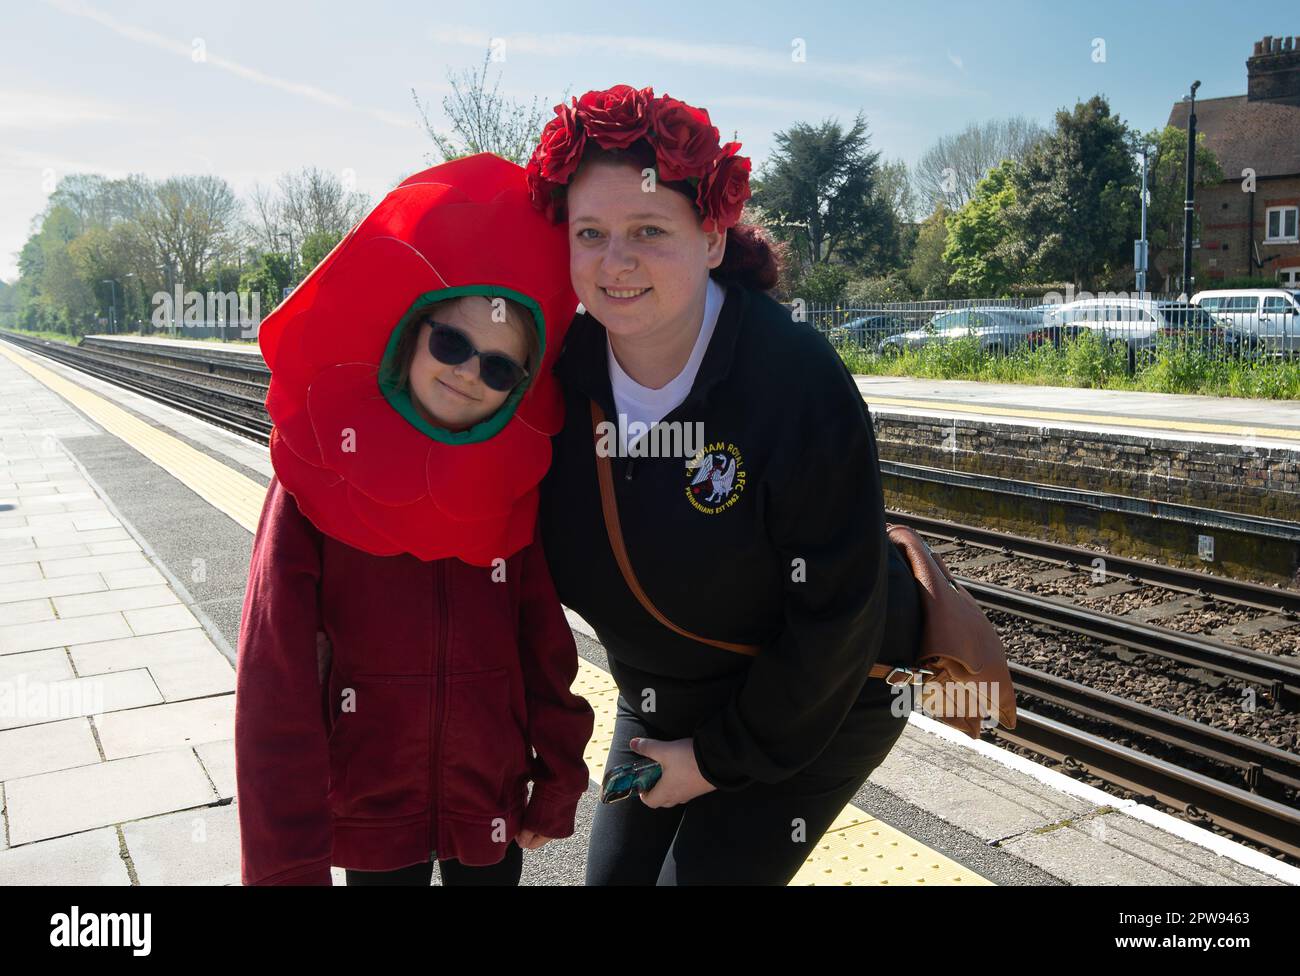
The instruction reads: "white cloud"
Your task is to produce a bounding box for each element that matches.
[428,27,975,97]
[0,90,129,129]
[43,0,419,129]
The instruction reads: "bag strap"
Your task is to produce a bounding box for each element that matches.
[589,399,902,681]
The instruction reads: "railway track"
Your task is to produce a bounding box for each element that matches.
[5,330,1299,861]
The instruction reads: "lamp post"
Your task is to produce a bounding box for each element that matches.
[1135,145,1150,297]
[100,279,120,334]
[122,273,136,332]
[157,261,176,336]
[276,231,296,298]
[1181,80,1201,299]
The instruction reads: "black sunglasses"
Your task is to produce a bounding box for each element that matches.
[423,319,530,393]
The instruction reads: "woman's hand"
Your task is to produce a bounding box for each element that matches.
[631,736,717,808]
[515,829,553,850]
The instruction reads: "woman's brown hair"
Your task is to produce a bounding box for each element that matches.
[562,140,783,292]
[385,295,541,394]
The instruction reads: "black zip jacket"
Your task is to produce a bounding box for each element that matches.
[539,278,920,791]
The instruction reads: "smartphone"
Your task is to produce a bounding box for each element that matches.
[600,759,663,803]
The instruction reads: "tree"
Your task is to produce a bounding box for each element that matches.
[1142,125,1223,291]
[914,116,1046,212]
[944,160,1024,296]
[244,167,368,266]
[299,230,344,276]
[413,45,561,166]
[1009,96,1138,290]
[876,158,918,225]
[907,205,957,299]
[749,112,896,274]
[137,174,242,288]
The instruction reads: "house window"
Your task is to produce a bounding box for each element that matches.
[1265,206,1299,243]
[1279,267,1300,288]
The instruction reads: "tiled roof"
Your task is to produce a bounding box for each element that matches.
[1166,95,1300,179]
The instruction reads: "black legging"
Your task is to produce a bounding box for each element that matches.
[345,840,523,885]
[585,687,909,885]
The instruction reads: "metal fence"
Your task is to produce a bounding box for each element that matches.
[783,295,1300,368]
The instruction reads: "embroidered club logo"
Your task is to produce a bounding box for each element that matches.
[685,441,746,514]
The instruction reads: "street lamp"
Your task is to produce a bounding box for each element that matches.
[122,273,136,332]
[100,279,120,334]
[1134,144,1152,296]
[157,261,177,336]
[276,231,296,298]
[1181,80,1201,299]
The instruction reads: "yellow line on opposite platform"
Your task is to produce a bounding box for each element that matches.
[863,394,1300,443]
[3,341,990,885]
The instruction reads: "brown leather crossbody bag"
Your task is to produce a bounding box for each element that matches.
[589,399,1017,740]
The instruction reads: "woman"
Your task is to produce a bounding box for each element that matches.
[529,86,923,885]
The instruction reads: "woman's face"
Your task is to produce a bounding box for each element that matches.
[407,296,528,432]
[566,161,726,341]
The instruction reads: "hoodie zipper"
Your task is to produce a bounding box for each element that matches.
[428,560,448,861]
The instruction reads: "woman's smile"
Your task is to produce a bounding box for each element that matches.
[601,286,652,304]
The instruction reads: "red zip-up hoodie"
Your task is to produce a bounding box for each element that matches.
[234,476,595,885]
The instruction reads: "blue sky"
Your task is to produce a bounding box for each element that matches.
[0,0,1281,281]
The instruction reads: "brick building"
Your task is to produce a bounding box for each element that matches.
[1164,34,1300,289]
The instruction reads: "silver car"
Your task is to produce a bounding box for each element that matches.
[877,307,1049,357]
[1045,298,1243,360]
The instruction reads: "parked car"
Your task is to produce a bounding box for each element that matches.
[827,314,909,348]
[877,307,1049,357]
[1191,288,1300,358]
[1044,298,1245,362]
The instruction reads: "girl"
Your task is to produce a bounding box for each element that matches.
[234,153,595,886]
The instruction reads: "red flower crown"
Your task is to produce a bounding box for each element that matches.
[525,84,752,233]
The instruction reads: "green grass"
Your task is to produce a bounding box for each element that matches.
[834,331,1300,400]
[0,328,81,345]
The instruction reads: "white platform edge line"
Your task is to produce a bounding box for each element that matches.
[909,712,1300,886]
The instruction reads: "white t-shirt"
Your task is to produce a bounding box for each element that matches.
[607,276,724,455]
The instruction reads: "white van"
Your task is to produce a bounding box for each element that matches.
[1191,288,1300,358]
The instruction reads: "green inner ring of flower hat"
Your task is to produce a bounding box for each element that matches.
[378,284,546,444]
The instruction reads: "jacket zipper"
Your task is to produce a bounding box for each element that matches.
[429,561,448,861]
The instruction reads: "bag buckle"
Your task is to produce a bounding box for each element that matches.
[884,666,935,686]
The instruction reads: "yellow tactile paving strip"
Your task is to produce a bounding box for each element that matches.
[863,394,1300,443]
[0,343,267,532]
[4,341,988,885]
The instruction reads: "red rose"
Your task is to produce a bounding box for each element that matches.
[577,84,653,150]
[525,156,565,222]
[697,142,751,232]
[534,98,586,183]
[649,95,720,183]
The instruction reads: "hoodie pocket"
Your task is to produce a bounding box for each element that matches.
[440,667,529,818]
[328,673,432,821]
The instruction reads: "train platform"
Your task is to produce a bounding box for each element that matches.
[856,375,1300,449]
[1,337,1296,886]
[84,332,1300,446]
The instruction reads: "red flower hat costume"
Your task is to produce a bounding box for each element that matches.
[525,84,752,231]
[258,152,578,566]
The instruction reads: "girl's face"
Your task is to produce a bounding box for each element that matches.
[407,296,529,432]
[566,161,726,342]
